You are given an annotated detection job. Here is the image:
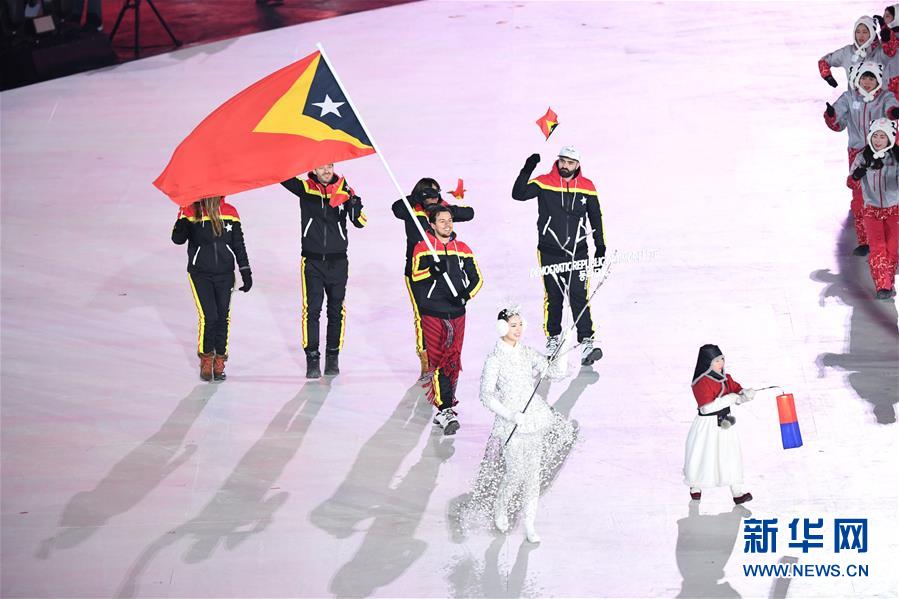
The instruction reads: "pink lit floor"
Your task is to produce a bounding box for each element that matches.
[2,2,897,597]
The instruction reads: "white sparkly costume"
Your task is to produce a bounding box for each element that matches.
[453,338,578,541]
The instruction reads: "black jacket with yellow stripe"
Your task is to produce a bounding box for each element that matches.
[281,172,367,260]
[410,232,483,319]
[512,162,605,258]
[171,199,251,275]
[392,197,474,276]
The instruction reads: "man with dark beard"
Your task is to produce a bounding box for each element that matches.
[512,146,605,366]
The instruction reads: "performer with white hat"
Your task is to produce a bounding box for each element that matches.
[511,146,606,366]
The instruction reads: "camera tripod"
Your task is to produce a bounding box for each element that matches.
[109,0,182,58]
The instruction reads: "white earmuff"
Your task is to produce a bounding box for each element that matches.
[496,319,510,336]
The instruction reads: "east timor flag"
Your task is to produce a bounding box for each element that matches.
[329,176,351,207]
[154,50,375,206]
[536,107,558,140]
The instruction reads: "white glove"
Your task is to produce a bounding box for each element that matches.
[486,396,517,422]
[737,388,756,404]
[512,412,527,425]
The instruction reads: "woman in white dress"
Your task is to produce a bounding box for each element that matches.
[453,305,578,543]
[684,344,757,504]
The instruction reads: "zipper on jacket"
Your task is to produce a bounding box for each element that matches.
[322,197,328,249]
[214,242,219,267]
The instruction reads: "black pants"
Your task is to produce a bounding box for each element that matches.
[538,250,594,343]
[188,272,234,355]
[404,275,427,355]
[301,256,348,353]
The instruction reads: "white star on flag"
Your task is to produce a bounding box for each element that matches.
[312,95,345,118]
[225,223,233,232]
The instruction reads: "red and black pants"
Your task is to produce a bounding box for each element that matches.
[421,313,466,410]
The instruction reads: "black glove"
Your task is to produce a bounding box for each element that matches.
[825,102,836,117]
[862,145,875,162]
[449,288,470,306]
[595,245,607,260]
[824,75,838,88]
[171,219,192,245]
[889,107,899,119]
[239,269,253,292]
[851,165,868,181]
[871,157,885,170]
[524,153,541,170]
[874,14,886,29]
[429,260,447,277]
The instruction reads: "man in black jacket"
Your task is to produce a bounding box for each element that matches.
[410,205,482,435]
[512,146,605,366]
[392,178,474,375]
[281,163,367,378]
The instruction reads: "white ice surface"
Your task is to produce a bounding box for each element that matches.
[2,1,897,598]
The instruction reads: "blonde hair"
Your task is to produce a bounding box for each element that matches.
[193,196,224,237]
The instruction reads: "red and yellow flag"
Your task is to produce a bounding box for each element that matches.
[536,107,559,140]
[448,178,466,200]
[154,51,375,206]
[329,176,351,207]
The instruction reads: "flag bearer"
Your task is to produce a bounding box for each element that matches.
[281,163,367,378]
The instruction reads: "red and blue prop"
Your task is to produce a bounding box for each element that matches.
[776,392,803,449]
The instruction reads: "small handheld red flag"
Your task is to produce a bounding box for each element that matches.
[536,107,559,140]
[329,176,351,207]
[449,178,466,200]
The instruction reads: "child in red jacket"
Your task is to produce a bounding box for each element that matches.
[684,345,757,504]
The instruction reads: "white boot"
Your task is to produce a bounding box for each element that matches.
[494,504,509,533]
[523,497,540,543]
[494,482,511,533]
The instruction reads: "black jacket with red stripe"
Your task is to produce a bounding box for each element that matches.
[410,232,483,319]
[392,198,474,276]
[281,172,367,260]
[171,199,251,275]
[512,162,605,258]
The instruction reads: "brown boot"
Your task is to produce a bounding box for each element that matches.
[199,352,214,381]
[213,354,227,381]
[418,350,429,377]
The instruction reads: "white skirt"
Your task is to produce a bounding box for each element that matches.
[683,414,743,488]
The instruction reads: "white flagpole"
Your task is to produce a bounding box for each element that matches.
[315,42,458,296]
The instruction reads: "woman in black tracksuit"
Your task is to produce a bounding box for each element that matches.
[172,196,252,382]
